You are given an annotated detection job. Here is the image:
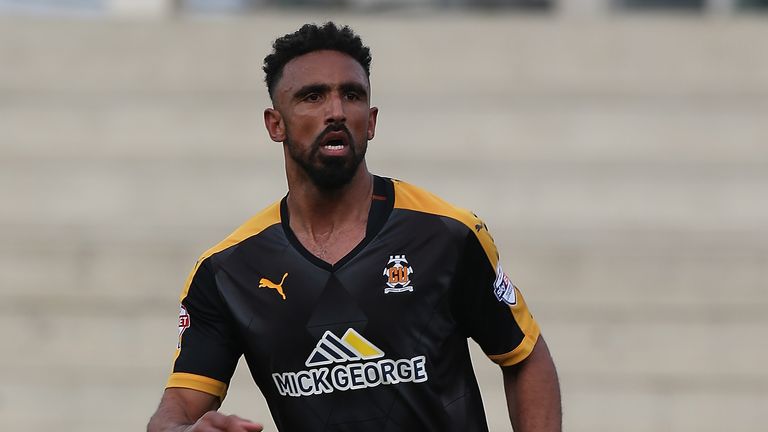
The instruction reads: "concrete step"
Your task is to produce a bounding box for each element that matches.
[2,159,767,232]
[1,343,765,432]
[3,304,766,376]
[2,16,768,95]
[2,13,768,432]
[3,98,768,164]
[2,231,766,303]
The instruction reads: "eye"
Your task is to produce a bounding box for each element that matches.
[344,92,360,101]
[304,93,322,102]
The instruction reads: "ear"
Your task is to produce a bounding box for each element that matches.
[264,108,285,142]
[367,107,379,140]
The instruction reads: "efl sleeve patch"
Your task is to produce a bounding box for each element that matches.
[177,304,191,348]
[493,263,517,306]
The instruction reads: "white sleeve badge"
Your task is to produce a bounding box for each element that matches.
[177,304,190,348]
[493,263,517,306]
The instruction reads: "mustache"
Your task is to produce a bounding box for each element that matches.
[314,123,352,146]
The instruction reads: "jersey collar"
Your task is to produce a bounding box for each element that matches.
[280,175,394,272]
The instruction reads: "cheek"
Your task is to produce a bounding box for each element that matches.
[285,112,321,139]
[347,107,371,131]
[292,104,321,118]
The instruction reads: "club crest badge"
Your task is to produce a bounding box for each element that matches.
[383,254,414,293]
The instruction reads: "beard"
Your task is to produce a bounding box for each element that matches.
[286,124,367,191]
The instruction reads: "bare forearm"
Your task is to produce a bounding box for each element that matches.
[147,388,219,432]
[147,417,192,432]
[147,388,262,432]
[503,336,562,432]
[147,395,197,432]
[147,412,193,432]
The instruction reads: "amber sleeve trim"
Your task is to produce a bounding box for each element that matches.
[166,372,228,400]
[487,318,541,367]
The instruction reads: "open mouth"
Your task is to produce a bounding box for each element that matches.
[323,139,345,150]
[320,130,350,153]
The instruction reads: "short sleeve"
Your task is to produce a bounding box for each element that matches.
[166,258,242,400]
[452,224,540,367]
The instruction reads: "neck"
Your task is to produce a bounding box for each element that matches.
[286,164,373,240]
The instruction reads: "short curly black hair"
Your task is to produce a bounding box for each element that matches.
[263,22,372,100]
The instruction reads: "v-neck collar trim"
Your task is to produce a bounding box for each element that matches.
[280,175,394,272]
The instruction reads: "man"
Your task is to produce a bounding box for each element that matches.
[148,22,561,432]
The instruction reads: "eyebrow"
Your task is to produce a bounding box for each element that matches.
[339,82,368,99]
[292,82,369,101]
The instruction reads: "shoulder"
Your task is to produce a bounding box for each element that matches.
[179,200,282,301]
[392,179,499,268]
[393,179,477,228]
[196,200,282,265]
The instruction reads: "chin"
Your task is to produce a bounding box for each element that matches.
[307,161,359,190]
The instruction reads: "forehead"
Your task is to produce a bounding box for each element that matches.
[276,50,369,95]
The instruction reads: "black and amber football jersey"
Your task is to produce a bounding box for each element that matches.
[167,176,540,431]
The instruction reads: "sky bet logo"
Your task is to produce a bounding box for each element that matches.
[272,329,428,397]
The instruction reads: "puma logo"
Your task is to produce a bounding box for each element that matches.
[259,273,288,300]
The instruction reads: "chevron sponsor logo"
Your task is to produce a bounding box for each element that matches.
[305,329,384,366]
[272,329,428,397]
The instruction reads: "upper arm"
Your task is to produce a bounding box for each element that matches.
[168,258,242,400]
[501,335,554,378]
[164,387,222,419]
[501,336,562,432]
[452,222,541,367]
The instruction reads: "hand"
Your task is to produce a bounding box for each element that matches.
[185,411,263,432]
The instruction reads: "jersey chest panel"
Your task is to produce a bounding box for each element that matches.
[214,212,465,373]
[210,213,487,430]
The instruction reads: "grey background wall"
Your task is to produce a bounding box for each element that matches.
[1,11,766,431]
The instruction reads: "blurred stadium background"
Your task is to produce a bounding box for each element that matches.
[1,1,767,431]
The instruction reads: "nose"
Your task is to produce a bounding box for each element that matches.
[325,92,346,125]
